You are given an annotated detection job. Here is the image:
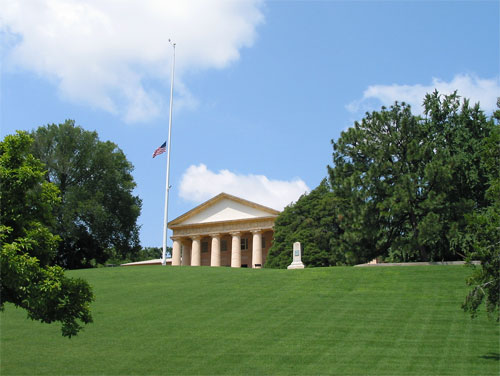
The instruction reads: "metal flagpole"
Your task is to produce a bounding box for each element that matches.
[162,40,176,266]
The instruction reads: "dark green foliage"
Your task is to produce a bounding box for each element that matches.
[0,132,94,337]
[266,179,342,268]
[462,105,500,320]
[328,92,494,263]
[268,92,496,269]
[31,120,142,269]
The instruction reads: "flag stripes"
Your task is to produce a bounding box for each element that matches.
[153,141,167,158]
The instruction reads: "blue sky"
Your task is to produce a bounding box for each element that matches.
[1,0,499,248]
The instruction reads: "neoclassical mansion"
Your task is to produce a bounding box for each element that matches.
[168,193,280,268]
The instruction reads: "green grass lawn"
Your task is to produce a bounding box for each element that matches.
[1,265,499,375]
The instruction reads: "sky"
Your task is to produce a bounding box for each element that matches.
[1,0,499,248]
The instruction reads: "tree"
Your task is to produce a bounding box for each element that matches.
[0,131,94,337]
[461,104,500,320]
[266,180,343,268]
[327,92,494,264]
[31,120,142,269]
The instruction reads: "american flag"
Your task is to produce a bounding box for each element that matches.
[152,141,167,158]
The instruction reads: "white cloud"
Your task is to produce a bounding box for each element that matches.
[0,0,264,123]
[347,74,500,115]
[179,164,310,211]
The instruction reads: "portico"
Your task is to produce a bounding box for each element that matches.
[168,193,279,268]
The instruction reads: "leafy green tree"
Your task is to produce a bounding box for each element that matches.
[328,92,494,264]
[31,120,142,269]
[0,132,94,337]
[462,105,500,320]
[266,180,342,268]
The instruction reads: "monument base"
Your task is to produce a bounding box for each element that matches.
[287,261,305,269]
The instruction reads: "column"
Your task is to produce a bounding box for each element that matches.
[251,230,262,268]
[191,236,201,266]
[181,240,191,266]
[172,237,181,266]
[210,234,221,267]
[230,232,241,268]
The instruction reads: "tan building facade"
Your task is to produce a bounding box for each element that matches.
[168,193,280,268]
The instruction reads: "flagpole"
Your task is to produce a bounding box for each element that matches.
[162,40,176,266]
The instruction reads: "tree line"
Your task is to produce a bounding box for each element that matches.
[266,92,499,319]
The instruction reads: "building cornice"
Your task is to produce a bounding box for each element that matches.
[170,217,276,238]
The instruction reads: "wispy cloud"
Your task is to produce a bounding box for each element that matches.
[347,74,500,115]
[1,0,264,123]
[179,164,310,211]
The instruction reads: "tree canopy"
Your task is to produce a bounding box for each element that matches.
[461,104,499,320]
[31,120,142,269]
[0,131,94,337]
[266,180,342,268]
[328,91,494,263]
[267,92,497,269]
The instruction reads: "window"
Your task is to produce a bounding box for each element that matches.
[201,241,209,253]
[241,237,248,250]
[261,236,266,249]
[221,239,227,252]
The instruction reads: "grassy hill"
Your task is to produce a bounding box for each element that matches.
[1,265,498,375]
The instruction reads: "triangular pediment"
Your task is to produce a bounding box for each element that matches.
[169,193,280,227]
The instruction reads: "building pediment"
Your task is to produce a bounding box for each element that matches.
[168,193,280,228]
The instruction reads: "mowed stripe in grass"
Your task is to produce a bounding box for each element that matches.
[1,265,498,375]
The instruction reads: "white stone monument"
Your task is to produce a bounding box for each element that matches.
[287,242,305,269]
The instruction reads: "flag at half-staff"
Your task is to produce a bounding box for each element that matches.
[152,141,166,158]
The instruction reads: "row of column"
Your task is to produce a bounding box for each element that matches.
[171,231,263,268]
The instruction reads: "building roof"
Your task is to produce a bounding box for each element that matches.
[121,258,172,266]
[168,192,280,228]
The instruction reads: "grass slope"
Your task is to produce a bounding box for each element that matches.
[1,266,499,375]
